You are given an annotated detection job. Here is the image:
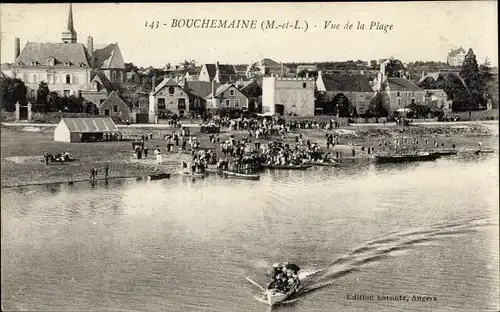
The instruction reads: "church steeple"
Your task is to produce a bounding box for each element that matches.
[62,4,77,43]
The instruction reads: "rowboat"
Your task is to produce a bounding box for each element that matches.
[222,171,260,180]
[474,149,494,155]
[304,161,340,167]
[266,280,301,306]
[149,172,171,180]
[371,152,440,163]
[431,150,458,156]
[263,164,312,170]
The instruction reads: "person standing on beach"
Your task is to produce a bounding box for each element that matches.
[90,167,95,180]
[144,147,148,158]
[105,165,109,179]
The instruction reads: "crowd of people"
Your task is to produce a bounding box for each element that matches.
[269,262,301,293]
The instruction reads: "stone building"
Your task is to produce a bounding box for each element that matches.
[262,76,315,116]
[10,4,125,100]
[447,47,466,67]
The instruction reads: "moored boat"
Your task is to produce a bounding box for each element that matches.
[304,161,340,167]
[372,152,440,163]
[149,172,171,180]
[474,149,494,155]
[431,150,458,156]
[222,171,260,180]
[263,164,312,170]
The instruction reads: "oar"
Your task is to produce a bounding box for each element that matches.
[245,276,266,292]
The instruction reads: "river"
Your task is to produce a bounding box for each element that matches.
[1,150,498,312]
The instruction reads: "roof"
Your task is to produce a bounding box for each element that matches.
[1,63,12,70]
[320,73,373,92]
[296,65,318,71]
[99,91,127,108]
[206,83,245,98]
[91,44,125,69]
[417,72,471,99]
[236,79,257,90]
[13,42,90,68]
[217,64,236,75]
[387,78,424,92]
[151,78,183,95]
[203,64,217,79]
[234,64,248,72]
[60,117,118,133]
[184,81,221,99]
[90,71,113,92]
[218,74,243,84]
[254,58,281,67]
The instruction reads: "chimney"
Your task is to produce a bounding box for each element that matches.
[87,36,93,66]
[14,37,20,60]
[420,70,425,80]
[211,79,216,107]
[360,70,364,76]
[280,62,284,77]
[152,76,157,92]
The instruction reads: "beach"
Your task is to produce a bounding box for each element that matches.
[1,121,497,188]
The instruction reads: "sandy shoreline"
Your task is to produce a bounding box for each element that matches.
[1,121,497,188]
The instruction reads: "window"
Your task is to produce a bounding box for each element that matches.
[168,86,175,95]
[32,74,37,83]
[302,83,306,88]
[47,73,54,84]
[397,98,401,106]
[113,105,118,112]
[91,82,98,91]
[66,75,71,84]
[104,109,110,116]
[112,72,117,82]
[64,90,70,97]
[411,98,415,105]
[64,61,71,66]
[158,98,166,110]
[178,98,186,109]
[229,89,235,96]
[397,92,400,97]
[225,99,230,107]
[31,61,37,66]
[234,99,240,107]
[46,59,54,66]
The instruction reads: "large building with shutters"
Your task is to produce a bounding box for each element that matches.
[10,4,126,101]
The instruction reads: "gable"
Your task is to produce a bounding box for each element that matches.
[92,44,125,69]
[100,91,128,108]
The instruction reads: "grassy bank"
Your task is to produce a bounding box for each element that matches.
[1,122,497,188]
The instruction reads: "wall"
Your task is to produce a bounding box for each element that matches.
[53,121,70,142]
[273,78,315,116]
[16,67,90,97]
[99,100,130,121]
[388,90,425,113]
[323,91,375,115]
[198,66,211,82]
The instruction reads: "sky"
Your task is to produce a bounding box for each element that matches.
[1,2,498,68]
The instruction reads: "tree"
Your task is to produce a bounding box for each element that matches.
[385,59,406,78]
[370,60,378,69]
[365,93,389,117]
[459,48,482,109]
[179,59,196,71]
[125,62,139,72]
[1,77,27,112]
[48,91,62,112]
[36,81,50,113]
[478,58,496,108]
[297,70,318,78]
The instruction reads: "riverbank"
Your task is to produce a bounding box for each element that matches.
[1,121,497,188]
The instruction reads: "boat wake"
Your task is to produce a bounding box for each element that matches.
[299,215,494,294]
[247,215,496,303]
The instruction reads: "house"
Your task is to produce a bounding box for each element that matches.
[251,58,289,77]
[183,80,221,113]
[424,89,452,111]
[417,71,472,111]
[98,90,130,121]
[235,79,262,112]
[198,62,242,84]
[54,117,118,143]
[81,71,113,106]
[234,64,249,76]
[262,76,315,116]
[385,78,425,113]
[184,66,201,81]
[447,47,466,67]
[205,80,249,110]
[10,4,125,100]
[316,71,375,115]
[148,77,189,123]
[296,65,318,74]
